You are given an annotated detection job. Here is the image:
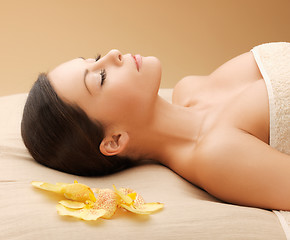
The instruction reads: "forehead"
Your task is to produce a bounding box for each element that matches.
[49,58,83,79]
[48,58,87,103]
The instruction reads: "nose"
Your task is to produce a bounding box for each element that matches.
[108,49,122,61]
[103,49,123,66]
[89,49,123,71]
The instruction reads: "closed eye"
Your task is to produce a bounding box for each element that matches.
[100,69,106,86]
[78,55,101,61]
[95,54,101,61]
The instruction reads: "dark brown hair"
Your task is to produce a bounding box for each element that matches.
[21,73,133,176]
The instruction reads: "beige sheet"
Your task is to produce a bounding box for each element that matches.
[0,92,285,240]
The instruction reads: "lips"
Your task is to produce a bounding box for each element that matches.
[132,54,142,71]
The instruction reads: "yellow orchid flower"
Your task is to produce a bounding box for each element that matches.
[31,180,96,202]
[31,181,164,222]
[92,188,118,218]
[113,185,164,215]
[56,202,107,221]
[55,188,118,220]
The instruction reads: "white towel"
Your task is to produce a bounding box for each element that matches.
[252,42,290,240]
[251,42,290,155]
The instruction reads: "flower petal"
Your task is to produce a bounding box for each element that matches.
[33,181,164,221]
[113,185,132,205]
[31,181,44,188]
[120,202,164,215]
[56,204,106,221]
[127,192,137,200]
[119,188,145,207]
[62,183,96,202]
[31,181,63,193]
[94,188,118,219]
[32,181,96,203]
[59,200,85,209]
[56,182,69,187]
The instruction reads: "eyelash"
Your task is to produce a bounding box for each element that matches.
[95,54,101,61]
[100,69,106,85]
[94,54,106,86]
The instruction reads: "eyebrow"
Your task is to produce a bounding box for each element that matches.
[83,69,92,95]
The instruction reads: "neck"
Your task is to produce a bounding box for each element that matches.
[128,96,206,167]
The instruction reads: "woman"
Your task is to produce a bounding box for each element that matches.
[21,42,290,210]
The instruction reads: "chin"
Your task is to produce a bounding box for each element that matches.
[147,56,161,67]
[147,56,162,77]
[142,56,162,93]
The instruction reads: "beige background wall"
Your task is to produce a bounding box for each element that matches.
[0,0,290,96]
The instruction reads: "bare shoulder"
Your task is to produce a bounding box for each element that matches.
[210,51,263,85]
[172,75,209,106]
[194,128,290,209]
[196,128,290,183]
[172,51,263,107]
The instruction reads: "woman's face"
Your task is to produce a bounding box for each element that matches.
[48,49,162,128]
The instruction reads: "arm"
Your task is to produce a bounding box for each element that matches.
[198,129,290,210]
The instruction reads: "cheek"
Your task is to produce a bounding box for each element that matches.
[108,74,142,105]
[97,88,140,120]
[113,90,143,111]
[104,90,147,125]
[97,59,162,123]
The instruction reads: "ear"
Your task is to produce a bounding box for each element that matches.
[99,132,129,156]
